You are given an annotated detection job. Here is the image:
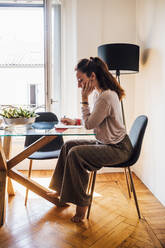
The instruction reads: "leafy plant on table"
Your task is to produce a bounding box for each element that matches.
[0,107,37,119]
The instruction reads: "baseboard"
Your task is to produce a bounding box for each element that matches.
[16,163,124,173]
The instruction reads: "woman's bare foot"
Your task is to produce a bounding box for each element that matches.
[71,205,88,223]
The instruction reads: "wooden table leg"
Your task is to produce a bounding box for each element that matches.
[8,168,63,206]
[0,142,7,227]
[3,136,15,196]
[6,136,59,204]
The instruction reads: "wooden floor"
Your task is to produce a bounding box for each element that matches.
[0,171,165,248]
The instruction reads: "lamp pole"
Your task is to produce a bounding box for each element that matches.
[116,70,126,129]
[116,69,131,197]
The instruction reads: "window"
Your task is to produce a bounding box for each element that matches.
[0,5,44,110]
[0,0,62,116]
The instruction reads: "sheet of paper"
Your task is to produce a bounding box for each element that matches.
[55,123,83,129]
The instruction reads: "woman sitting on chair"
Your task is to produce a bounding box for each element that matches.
[48,57,133,223]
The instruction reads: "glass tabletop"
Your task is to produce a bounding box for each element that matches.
[0,122,95,137]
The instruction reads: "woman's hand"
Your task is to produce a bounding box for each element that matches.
[61,117,76,125]
[81,80,95,101]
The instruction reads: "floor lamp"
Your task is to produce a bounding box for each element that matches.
[98,43,140,197]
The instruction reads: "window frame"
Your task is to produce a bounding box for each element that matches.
[0,0,62,115]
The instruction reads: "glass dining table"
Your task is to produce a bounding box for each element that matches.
[0,124,94,227]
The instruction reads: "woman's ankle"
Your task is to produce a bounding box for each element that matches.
[71,205,88,223]
[76,205,88,216]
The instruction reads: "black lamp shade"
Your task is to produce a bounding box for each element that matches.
[98,43,139,74]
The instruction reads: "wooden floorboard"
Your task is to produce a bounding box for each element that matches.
[0,171,165,248]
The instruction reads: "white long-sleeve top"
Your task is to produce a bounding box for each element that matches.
[81,89,126,144]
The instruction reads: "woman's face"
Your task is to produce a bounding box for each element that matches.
[76,70,99,90]
[76,70,90,88]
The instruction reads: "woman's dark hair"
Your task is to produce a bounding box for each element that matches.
[75,57,125,100]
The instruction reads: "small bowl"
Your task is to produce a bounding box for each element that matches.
[3,116,37,126]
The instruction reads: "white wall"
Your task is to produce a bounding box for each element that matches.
[76,0,136,129]
[102,0,137,131]
[61,0,136,123]
[134,0,165,206]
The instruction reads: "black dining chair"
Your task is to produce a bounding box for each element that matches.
[86,115,148,219]
[24,112,64,205]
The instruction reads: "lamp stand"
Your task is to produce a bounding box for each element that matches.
[116,70,126,129]
[116,70,131,198]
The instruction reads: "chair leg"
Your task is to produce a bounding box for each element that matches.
[128,166,133,193]
[128,167,141,219]
[25,159,33,206]
[87,171,97,219]
[87,171,93,194]
[124,167,131,198]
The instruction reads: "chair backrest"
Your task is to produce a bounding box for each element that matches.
[24,112,64,152]
[35,112,58,123]
[113,115,148,168]
[128,115,148,166]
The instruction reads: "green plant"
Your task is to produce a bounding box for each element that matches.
[0,107,37,119]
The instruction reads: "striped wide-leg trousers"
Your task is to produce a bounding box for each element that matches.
[49,135,133,206]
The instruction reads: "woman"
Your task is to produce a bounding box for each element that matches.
[48,57,133,223]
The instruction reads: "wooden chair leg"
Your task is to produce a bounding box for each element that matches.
[25,159,33,206]
[87,171,93,194]
[124,167,131,198]
[128,167,141,219]
[87,171,97,219]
